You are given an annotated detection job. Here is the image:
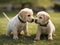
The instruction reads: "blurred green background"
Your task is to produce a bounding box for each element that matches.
[0,0,60,13]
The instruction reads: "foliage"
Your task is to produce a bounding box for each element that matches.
[0,0,54,8]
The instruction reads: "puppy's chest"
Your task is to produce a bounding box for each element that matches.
[18,23,26,30]
[41,27,49,34]
[41,27,47,30]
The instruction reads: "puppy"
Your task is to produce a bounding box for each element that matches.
[3,8,34,39]
[35,11,55,41]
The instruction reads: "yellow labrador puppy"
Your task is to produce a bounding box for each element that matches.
[3,8,34,39]
[35,11,55,41]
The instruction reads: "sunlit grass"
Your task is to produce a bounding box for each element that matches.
[0,11,60,45]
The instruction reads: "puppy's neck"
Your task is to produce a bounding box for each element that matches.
[39,21,49,27]
[18,15,26,23]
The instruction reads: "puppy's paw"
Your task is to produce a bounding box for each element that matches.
[13,36,19,40]
[48,37,53,41]
[34,38,40,41]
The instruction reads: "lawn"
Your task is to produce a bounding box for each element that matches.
[0,11,60,45]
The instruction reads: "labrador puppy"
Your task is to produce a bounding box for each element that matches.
[3,8,34,39]
[35,11,55,41]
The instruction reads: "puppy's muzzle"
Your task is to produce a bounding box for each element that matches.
[35,19,37,23]
[31,19,34,22]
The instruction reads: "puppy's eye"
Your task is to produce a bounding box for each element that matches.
[28,15,30,17]
[39,17,42,19]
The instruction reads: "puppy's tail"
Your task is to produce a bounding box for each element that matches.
[3,12,10,21]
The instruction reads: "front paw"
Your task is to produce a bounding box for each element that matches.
[48,37,53,41]
[13,36,19,40]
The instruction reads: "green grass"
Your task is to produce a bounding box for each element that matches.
[0,11,60,45]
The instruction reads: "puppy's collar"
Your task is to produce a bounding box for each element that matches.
[18,16,26,23]
[39,22,49,27]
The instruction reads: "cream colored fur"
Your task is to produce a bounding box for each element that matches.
[35,11,55,41]
[3,8,34,39]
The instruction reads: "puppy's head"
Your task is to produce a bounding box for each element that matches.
[35,11,50,24]
[18,8,34,23]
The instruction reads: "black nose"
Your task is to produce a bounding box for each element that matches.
[31,19,34,22]
[35,19,37,23]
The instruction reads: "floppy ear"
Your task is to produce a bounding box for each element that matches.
[45,15,50,22]
[19,11,26,20]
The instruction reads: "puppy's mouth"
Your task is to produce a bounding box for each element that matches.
[35,19,42,24]
[28,19,34,23]
[35,19,45,24]
[31,19,34,23]
[31,19,34,22]
[35,19,49,27]
[35,19,39,24]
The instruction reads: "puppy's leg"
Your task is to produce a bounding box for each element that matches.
[18,30,22,35]
[13,28,18,39]
[35,27,41,41]
[48,30,53,40]
[24,28,30,36]
[23,23,29,36]
[6,27,11,37]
